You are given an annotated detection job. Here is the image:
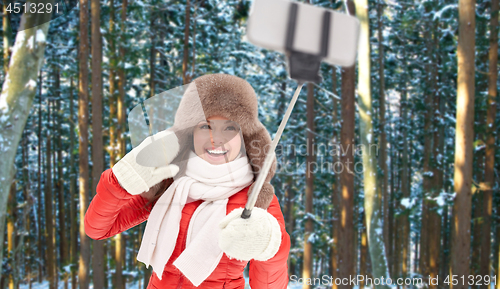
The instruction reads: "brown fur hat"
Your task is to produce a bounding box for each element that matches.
[172,74,276,209]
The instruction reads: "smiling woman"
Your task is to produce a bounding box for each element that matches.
[193,116,244,165]
[84,74,290,289]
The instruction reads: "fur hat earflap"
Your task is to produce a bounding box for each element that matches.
[173,74,277,209]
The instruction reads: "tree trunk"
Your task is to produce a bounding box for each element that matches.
[52,109,59,288]
[191,4,196,79]
[69,77,78,289]
[421,18,440,282]
[331,67,339,289]
[7,181,16,288]
[482,0,497,283]
[398,48,410,285]
[388,113,396,278]
[78,0,91,285]
[355,0,391,285]
[108,1,117,287]
[0,11,52,282]
[115,0,128,287]
[108,0,117,166]
[395,81,409,284]
[158,21,167,92]
[55,71,69,287]
[429,87,442,289]
[419,47,433,284]
[117,0,127,160]
[3,0,11,76]
[115,233,125,289]
[360,218,368,288]
[429,23,443,288]
[338,0,356,278]
[471,187,482,277]
[441,204,450,278]
[451,0,475,287]
[472,15,489,280]
[182,0,191,84]
[37,72,44,284]
[22,130,32,289]
[138,222,150,289]
[150,10,156,97]
[45,103,56,289]
[285,134,296,277]
[438,54,450,281]
[376,0,390,270]
[302,83,315,289]
[91,0,105,285]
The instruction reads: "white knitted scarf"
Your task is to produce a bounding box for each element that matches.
[137,151,254,286]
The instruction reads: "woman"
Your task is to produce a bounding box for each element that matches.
[84,74,291,289]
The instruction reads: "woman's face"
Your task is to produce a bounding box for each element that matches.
[193,116,242,165]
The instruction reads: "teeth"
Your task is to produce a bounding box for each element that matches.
[207,149,228,155]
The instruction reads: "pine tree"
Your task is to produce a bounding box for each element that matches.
[91,0,105,284]
[78,0,91,285]
[450,0,476,287]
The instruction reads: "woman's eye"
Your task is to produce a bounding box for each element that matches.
[225,126,237,131]
[199,124,211,129]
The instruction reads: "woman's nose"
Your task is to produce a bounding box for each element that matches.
[210,129,227,146]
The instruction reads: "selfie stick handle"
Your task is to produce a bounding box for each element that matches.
[241,83,304,219]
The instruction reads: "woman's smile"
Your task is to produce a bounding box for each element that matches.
[193,115,242,165]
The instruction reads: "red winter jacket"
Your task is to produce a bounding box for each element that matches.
[84,169,291,289]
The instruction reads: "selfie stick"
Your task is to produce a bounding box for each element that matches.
[241,83,303,218]
[241,2,332,219]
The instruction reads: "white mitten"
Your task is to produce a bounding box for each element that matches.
[112,130,180,195]
[218,207,281,262]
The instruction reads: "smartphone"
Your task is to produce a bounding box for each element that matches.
[246,0,360,67]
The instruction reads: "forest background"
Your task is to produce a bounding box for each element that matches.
[0,0,498,288]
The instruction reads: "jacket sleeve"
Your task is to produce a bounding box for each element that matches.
[84,168,154,240]
[248,195,291,289]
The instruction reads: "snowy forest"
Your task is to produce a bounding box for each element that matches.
[0,0,498,287]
